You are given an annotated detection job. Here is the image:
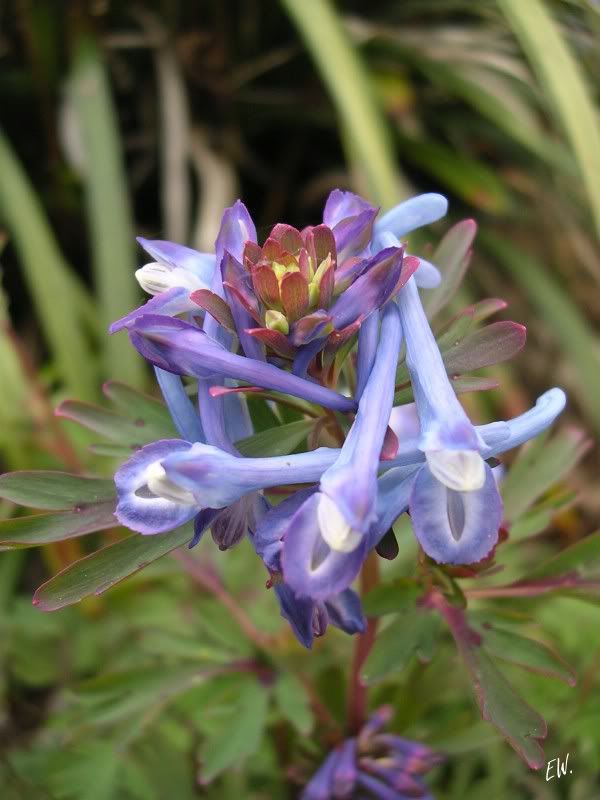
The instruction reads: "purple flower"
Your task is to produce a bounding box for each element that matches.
[301,706,441,799]
[110,239,215,332]
[380,388,567,564]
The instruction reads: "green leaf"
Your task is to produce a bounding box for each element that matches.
[473,622,576,686]
[530,530,600,580]
[362,607,440,684]
[362,579,421,617]
[0,471,115,510]
[103,382,176,433]
[501,427,590,523]
[424,220,477,318]
[68,35,144,386]
[235,419,314,457]
[273,673,314,735]
[0,131,97,398]
[200,677,268,783]
[465,648,547,770]
[482,231,600,435]
[280,0,408,208]
[438,599,547,768]
[48,742,121,800]
[56,399,175,446]
[443,321,526,376]
[33,523,194,610]
[498,0,600,241]
[0,504,116,548]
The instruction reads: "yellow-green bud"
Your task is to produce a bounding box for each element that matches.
[265,309,289,334]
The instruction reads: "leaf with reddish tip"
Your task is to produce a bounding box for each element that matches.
[310,224,337,266]
[424,219,477,318]
[222,281,261,324]
[291,310,333,346]
[209,385,263,398]
[269,224,303,255]
[33,523,195,610]
[245,327,295,358]
[0,503,117,549]
[430,594,547,769]
[280,271,309,322]
[318,264,335,308]
[261,237,285,264]
[443,321,526,375]
[0,471,115,510]
[56,400,173,446]
[473,622,576,686]
[190,290,236,331]
[251,264,281,308]
[380,426,399,461]
[469,298,508,324]
[243,240,263,269]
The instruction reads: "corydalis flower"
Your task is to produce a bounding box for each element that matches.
[301,706,441,799]
[193,193,416,368]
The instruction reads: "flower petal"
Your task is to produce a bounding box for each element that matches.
[374,193,448,239]
[282,494,368,599]
[110,287,194,333]
[137,238,215,285]
[114,440,198,534]
[409,463,502,564]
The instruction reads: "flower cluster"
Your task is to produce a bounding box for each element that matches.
[110,190,566,648]
[301,706,442,799]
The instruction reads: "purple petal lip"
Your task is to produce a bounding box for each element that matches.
[137,237,216,284]
[281,494,368,600]
[109,287,196,333]
[374,193,448,239]
[409,462,503,564]
[114,439,198,534]
[129,315,356,412]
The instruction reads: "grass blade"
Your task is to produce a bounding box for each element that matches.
[280,0,408,207]
[498,0,600,241]
[69,34,145,386]
[0,131,97,398]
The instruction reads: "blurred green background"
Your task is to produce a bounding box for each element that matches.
[0,1,599,798]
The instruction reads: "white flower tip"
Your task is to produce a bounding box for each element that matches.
[136,263,203,296]
[426,449,485,492]
[145,461,197,505]
[317,493,362,553]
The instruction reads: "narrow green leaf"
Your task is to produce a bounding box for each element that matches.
[498,0,600,240]
[443,321,526,375]
[0,131,97,398]
[466,648,547,769]
[69,34,144,386]
[280,0,408,208]
[200,677,268,783]
[0,504,116,549]
[502,428,590,523]
[33,523,193,610]
[474,622,576,686]
[235,419,314,457]
[49,742,121,800]
[103,381,176,432]
[530,530,600,580]
[482,233,600,433]
[0,471,115,510]
[56,399,175,445]
[362,607,440,684]
[424,220,477,318]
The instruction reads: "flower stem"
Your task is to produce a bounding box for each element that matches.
[347,550,380,733]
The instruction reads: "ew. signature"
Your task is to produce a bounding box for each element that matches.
[546,753,572,782]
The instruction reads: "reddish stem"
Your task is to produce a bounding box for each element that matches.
[347,551,380,733]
